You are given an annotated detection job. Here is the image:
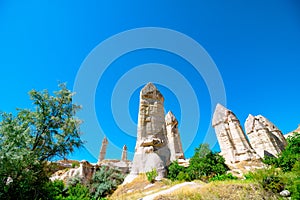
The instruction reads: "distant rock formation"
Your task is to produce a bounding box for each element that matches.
[285,124,300,138]
[50,160,96,184]
[98,137,108,163]
[245,114,287,158]
[121,145,128,162]
[128,83,171,181]
[165,111,185,161]
[212,104,259,164]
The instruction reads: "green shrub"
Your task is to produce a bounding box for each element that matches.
[65,184,90,200]
[66,174,83,187]
[187,143,228,181]
[45,180,65,199]
[209,173,238,182]
[167,161,186,181]
[146,168,158,183]
[71,162,79,168]
[264,132,300,172]
[90,166,124,199]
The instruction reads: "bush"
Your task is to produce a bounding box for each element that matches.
[264,132,300,172]
[244,168,285,193]
[66,174,83,187]
[209,173,238,182]
[65,184,90,200]
[167,161,186,181]
[187,143,228,181]
[90,166,124,199]
[146,168,158,183]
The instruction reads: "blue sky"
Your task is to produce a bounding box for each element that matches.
[1,1,300,162]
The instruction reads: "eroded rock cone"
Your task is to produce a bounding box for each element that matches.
[245,114,287,158]
[126,83,170,183]
[212,104,259,164]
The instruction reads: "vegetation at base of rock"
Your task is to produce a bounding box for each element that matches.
[264,132,300,172]
[89,166,124,199]
[246,132,300,199]
[146,168,158,183]
[0,84,83,200]
[167,143,228,182]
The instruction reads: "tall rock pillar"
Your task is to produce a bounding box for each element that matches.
[212,104,258,164]
[129,83,170,180]
[97,137,108,164]
[165,111,184,161]
[121,145,128,162]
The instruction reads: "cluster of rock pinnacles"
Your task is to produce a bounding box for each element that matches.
[98,83,287,183]
[213,104,287,165]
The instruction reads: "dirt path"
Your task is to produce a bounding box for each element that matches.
[141,182,203,200]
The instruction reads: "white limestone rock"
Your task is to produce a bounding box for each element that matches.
[165,111,185,161]
[212,104,259,164]
[128,83,171,181]
[98,137,108,164]
[245,114,287,158]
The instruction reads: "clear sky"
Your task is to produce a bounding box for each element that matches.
[1,1,300,162]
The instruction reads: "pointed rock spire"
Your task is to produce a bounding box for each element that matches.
[121,145,128,162]
[165,111,184,161]
[212,104,259,164]
[97,137,108,164]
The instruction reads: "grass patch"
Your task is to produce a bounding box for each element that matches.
[155,180,279,200]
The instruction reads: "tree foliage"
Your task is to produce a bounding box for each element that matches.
[167,161,188,181]
[90,166,124,199]
[264,132,300,172]
[187,143,228,181]
[0,84,83,199]
[167,143,228,182]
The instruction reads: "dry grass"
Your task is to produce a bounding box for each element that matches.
[110,174,175,200]
[155,180,280,200]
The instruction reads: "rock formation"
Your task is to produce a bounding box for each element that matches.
[121,145,128,161]
[50,160,96,184]
[165,111,185,161]
[245,114,287,158]
[128,83,171,181]
[212,104,259,164]
[98,137,108,163]
[285,124,300,138]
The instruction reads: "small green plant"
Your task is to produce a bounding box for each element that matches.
[146,168,158,183]
[71,162,79,168]
[209,173,238,182]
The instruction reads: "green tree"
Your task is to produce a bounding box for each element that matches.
[187,143,228,181]
[0,84,83,199]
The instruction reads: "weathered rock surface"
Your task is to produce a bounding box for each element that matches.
[127,83,171,181]
[50,160,95,184]
[245,114,287,158]
[98,137,108,164]
[165,111,185,161]
[212,104,259,164]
